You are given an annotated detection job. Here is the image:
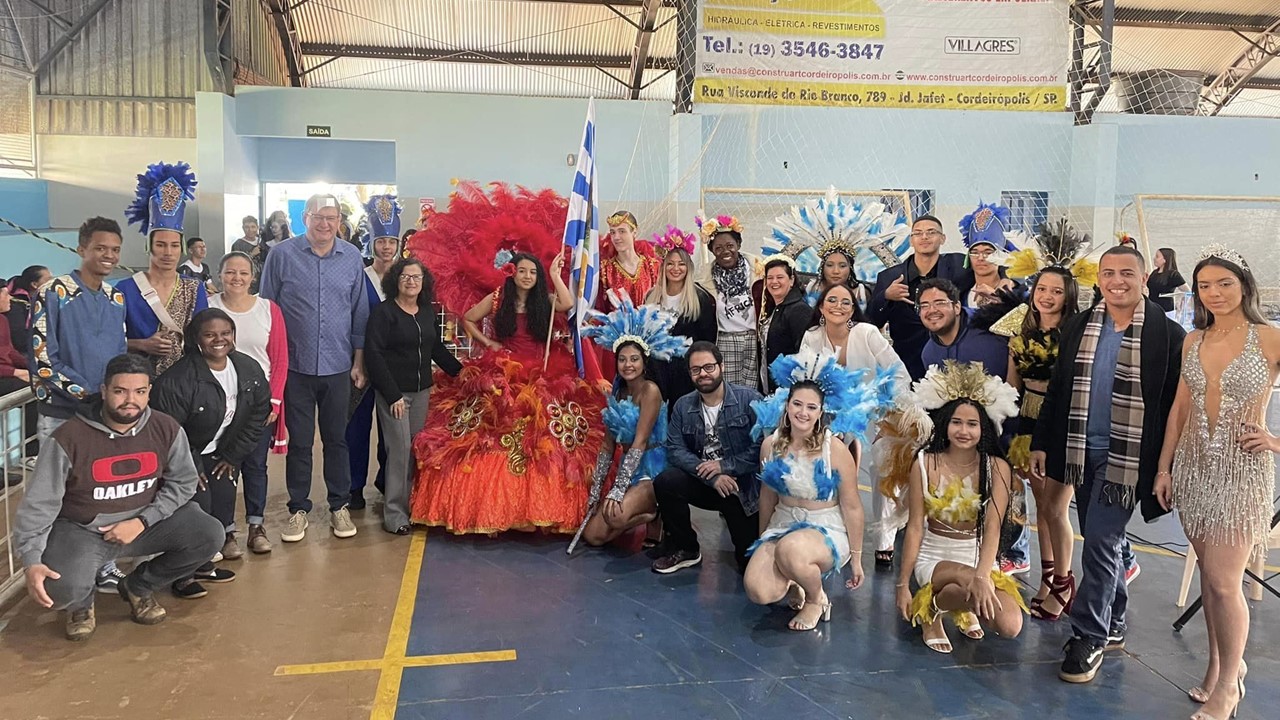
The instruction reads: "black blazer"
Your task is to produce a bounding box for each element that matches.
[151,350,271,472]
[867,253,975,380]
[654,285,718,402]
[365,299,463,404]
[1030,299,1185,522]
[753,284,811,392]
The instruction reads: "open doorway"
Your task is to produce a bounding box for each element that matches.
[261,182,397,254]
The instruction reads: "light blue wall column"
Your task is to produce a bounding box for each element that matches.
[668,112,703,239]
[196,91,260,257]
[1068,121,1119,247]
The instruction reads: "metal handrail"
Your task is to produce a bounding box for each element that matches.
[0,385,35,607]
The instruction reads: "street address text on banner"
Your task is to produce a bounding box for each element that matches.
[694,0,1070,111]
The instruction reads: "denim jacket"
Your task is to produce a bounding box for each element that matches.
[664,382,763,514]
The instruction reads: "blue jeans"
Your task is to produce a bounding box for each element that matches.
[1070,449,1135,645]
[238,426,274,527]
[345,388,386,496]
[1001,475,1030,565]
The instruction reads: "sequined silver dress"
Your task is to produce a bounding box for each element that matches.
[1172,325,1275,561]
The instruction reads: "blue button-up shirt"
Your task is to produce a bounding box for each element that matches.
[259,234,369,376]
[1086,317,1124,450]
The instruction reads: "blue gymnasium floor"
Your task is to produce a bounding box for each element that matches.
[392,504,1277,720]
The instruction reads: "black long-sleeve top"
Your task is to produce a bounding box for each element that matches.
[365,299,463,404]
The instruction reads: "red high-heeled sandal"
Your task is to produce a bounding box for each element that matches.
[1030,560,1054,614]
[1031,571,1076,621]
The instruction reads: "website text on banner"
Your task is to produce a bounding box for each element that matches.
[694,0,1069,111]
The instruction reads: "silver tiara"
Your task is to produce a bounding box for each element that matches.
[1197,243,1249,270]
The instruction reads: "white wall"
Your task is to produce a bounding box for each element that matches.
[40,135,199,270]
[1109,114,1280,198]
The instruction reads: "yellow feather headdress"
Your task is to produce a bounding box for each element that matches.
[1004,217,1097,287]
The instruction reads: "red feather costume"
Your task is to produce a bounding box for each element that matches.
[407,182,605,534]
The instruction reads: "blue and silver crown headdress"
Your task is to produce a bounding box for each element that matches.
[365,194,402,242]
[750,347,898,444]
[764,186,911,283]
[582,290,691,361]
[125,161,197,236]
[959,201,1017,253]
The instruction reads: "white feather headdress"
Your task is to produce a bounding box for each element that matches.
[910,360,1020,433]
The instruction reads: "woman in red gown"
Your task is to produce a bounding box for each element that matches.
[408,182,605,534]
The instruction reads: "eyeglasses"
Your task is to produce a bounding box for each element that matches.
[689,363,720,376]
[969,249,995,259]
[917,300,956,311]
[310,214,340,223]
[400,274,424,283]
[910,229,943,239]
[824,297,854,308]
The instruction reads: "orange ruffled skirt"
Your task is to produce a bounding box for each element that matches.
[410,348,605,535]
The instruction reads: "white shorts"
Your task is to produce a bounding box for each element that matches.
[751,502,850,573]
[913,528,981,587]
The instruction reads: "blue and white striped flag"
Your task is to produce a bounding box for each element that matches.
[563,98,600,378]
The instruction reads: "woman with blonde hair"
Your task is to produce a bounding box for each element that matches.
[645,229,716,401]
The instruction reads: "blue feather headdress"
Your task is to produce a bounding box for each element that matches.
[959,201,1017,253]
[582,290,691,361]
[764,186,911,284]
[125,161,197,236]
[750,346,899,445]
[365,194,402,241]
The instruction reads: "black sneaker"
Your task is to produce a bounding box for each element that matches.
[348,494,367,511]
[651,548,701,574]
[1059,637,1103,683]
[644,540,673,560]
[171,579,208,599]
[95,566,126,594]
[1104,632,1126,651]
[193,567,236,584]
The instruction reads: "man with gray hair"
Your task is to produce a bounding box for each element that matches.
[260,194,370,542]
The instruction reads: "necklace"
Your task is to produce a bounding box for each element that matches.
[941,455,979,476]
[1209,321,1249,336]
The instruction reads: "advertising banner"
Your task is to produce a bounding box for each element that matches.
[694,0,1070,111]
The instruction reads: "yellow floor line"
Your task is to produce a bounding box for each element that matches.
[400,649,518,668]
[370,531,428,720]
[275,659,385,676]
[274,649,518,677]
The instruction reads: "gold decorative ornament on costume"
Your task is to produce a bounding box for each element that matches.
[988,303,1029,338]
[606,212,638,230]
[501,419,529,475]
[375,196,395,223]
[910,360,1021,432]
[158,181,183,215]
[447,396,483,438]
[548,401,590,452]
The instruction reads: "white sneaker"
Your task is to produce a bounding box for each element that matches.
[331,506,357,539]
[281,511,308,542]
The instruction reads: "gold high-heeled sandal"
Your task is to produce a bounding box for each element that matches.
[788,595,831,631]
[1189,660,1246,705]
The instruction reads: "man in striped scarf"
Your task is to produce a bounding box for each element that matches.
[1030,244,1185,684]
